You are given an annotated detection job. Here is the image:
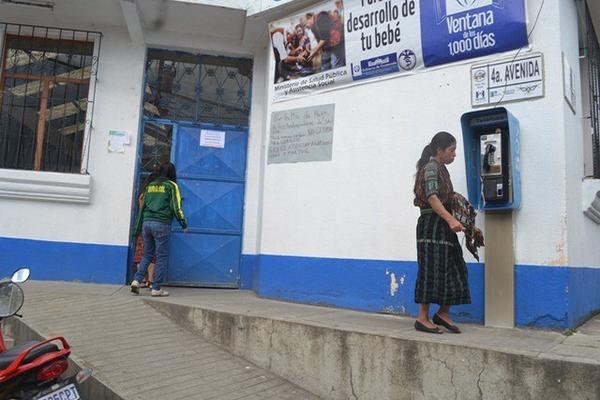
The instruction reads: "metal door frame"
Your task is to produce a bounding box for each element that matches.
[128,48,252,286]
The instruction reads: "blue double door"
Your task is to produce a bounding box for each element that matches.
[154,123,247,287]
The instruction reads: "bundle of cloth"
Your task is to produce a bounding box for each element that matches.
[451,192,485,261]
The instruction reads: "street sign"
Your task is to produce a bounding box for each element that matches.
[471,52,544,107]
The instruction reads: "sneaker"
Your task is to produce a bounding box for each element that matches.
[151,289,169,297]
[130,280,140,295]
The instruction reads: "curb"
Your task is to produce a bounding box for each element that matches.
[144,299,600,400]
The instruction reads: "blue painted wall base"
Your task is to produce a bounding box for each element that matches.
[241,254,484,324]
[242,255,600,329]
[516,265,600,329]
[0,237,128,284]
[3,234,598,330]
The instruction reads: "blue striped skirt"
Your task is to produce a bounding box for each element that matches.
[415,209,471,305]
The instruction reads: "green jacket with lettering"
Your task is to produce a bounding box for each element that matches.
[133,177,188,237]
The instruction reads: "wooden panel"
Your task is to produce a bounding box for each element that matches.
[34,79,50,171]
[7,66,91,97]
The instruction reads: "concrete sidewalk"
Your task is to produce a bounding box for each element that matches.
[7,282,319,400]
[9,282,600,399]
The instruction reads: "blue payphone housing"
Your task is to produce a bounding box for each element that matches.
[461,107,521,212]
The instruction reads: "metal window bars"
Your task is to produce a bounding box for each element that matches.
[144,49,252,127]
[587,6,600,178]
[0,22,101,173]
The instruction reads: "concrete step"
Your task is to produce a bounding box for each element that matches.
[143,287,600,400]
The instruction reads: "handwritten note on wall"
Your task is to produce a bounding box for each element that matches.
[268,104,335,164]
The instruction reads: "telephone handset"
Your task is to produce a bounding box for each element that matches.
[482,143,496,173]
[480,128,509,203]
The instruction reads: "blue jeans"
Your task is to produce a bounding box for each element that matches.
[134,220,170,291]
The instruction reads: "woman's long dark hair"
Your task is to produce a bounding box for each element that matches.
[415,131,456,172]
[159,162,177,182]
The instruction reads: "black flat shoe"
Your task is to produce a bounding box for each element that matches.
[414,320,443,334]
[433,314,461,334]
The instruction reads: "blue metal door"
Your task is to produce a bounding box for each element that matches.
[167,124,247,287]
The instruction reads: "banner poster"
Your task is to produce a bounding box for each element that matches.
[269,0,528,102]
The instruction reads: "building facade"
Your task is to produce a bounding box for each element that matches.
[0,0,599,329]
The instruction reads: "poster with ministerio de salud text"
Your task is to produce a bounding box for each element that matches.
[270,0,528,102]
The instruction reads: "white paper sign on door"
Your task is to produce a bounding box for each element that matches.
[200,129,226,148]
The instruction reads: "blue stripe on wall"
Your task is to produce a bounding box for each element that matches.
[569,267,600,327]
[6,236,596,330]
[0,237,128,284]
[505,265,600,329]
[244,257,600,329]
[515,265,569,329]
[242,254,484,323]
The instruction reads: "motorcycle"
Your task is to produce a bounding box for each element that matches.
[0,268,91,400]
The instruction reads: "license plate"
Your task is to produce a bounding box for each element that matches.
[36,383,80,400]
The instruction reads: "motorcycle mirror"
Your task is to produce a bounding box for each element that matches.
[0,282,24,318]
[11,268,30,284]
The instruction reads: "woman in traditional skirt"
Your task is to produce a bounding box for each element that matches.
[413,131,470,334]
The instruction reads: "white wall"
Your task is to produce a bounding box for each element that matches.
[255,0,584,267]
[243,44,269,254]
[512,0,568,266]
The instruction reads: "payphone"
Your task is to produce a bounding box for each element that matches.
[480,128,508,203]
[461,107,521,211]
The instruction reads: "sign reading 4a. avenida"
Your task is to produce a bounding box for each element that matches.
[269,0,527,102]
[471,53,545,107]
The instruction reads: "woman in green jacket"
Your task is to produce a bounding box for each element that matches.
[131,162,188,297]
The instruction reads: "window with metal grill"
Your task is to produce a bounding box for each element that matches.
[0,24,99,173]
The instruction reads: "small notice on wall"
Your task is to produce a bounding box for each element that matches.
[200,129,226,148]
[268,104,335,164]
[108,130,130,153]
